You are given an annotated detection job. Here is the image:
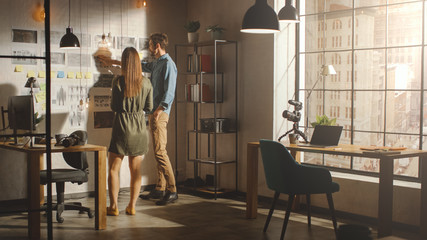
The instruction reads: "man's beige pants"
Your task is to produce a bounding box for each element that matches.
[149,112,176,193]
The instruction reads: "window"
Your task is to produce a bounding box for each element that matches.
[299,0,424,179]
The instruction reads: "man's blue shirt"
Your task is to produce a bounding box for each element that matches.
[141,53,177,115]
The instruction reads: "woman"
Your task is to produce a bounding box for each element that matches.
[107,47,153,216]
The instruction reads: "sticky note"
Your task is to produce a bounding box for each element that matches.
[38,71,46,78]
[76,72,82,79]
[85,72,92,79]
[67,72,75,79]
[15,65,23,72]
[50,71,56,78]
[27,71,35,78]
[57,71,65,78]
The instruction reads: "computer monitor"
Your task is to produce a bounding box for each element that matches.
[7,95,34,144]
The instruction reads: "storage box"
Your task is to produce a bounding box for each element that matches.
[200,118,230,133]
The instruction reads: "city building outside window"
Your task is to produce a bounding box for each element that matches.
[299,0,424,179]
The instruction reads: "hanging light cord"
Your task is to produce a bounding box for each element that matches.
[68,0,71,27]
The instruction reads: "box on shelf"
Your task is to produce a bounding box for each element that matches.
[200,118,230,133]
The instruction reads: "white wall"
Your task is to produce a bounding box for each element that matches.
[0,0,186,200]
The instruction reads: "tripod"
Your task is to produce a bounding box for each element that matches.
[278,122,308,143]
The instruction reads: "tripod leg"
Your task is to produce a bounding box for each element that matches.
[294,128,308,143]
[278,128,295,142]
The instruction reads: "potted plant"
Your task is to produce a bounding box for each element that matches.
[184,20,200,43]
[310,114,337,127]
[206,24,225,40]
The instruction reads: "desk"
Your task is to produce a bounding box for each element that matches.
[0,142,107,240]
[246,142,427,238]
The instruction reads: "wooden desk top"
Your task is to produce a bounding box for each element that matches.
[0,142,107,154]
[248,142,427,159]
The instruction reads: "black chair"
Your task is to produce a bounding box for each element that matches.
[40,151,93,223]
[259,139,340,240]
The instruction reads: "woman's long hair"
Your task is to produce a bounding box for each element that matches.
[121,47,143,98]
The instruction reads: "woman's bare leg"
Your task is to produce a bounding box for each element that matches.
[128,155,143,209]
[108,152,124,210]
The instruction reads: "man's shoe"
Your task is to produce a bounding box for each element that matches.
[139,189,165,200]
[156,191,178,206]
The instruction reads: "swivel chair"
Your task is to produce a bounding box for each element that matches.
[40,151,93,223]
[259,139,340,240]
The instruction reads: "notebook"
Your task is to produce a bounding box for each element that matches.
[297,125,343,148]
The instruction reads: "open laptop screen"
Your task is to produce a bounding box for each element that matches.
[308,125,343,146]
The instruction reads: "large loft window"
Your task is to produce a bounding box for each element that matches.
[298,0,425,179]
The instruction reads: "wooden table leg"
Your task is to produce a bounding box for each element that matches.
[378,156,393,237]
[95,150,106,230]
[28,153,42,240]
[420,155,427,238]
[246,143,259,219]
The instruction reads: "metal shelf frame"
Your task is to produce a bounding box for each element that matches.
[174,40,238,199]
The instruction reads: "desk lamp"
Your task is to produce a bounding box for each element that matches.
[25,77,40,147]
[304,64,336,138]
[25,77,40,97]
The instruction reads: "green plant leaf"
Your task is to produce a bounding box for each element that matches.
[312,114,337,126]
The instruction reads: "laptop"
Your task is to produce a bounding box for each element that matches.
[297,125,343,148]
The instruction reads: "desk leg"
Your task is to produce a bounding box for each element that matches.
[246,144,258,219]
[28,153,42,240]
[95,150,106,230]
[40,158,44,206]
[378,156,393,237]
[420,155,427,238]
[289,150,300,210]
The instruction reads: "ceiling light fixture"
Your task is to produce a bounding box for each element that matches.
[278,0,299,23]
[241,0,279,34]
[60,0,80,49]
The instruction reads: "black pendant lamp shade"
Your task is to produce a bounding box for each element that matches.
[60,0,80,49]
[60,27,80,49]
[278,0,299,23]
[241,0,279,34]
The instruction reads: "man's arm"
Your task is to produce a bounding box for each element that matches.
[159,61,177,113]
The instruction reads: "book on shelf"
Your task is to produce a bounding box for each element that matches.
[186,54,212,73]
[186,83,212,102]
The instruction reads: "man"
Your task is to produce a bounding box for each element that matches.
[98,33,178,206]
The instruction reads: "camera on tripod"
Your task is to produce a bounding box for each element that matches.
[282,100,302,123]
[278,99,308,143]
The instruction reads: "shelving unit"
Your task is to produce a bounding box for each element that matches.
[174,40,238,199]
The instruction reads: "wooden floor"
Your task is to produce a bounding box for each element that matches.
[0,190,420,240]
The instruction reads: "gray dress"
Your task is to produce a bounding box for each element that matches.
[108,76,153,156]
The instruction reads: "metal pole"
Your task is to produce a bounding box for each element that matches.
[43,0,53,239]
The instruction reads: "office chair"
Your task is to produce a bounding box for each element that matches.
[40,131,93,223]
[259,139,340,240]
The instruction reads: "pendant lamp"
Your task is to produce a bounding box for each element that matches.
[278,0,299,23]
[241,0,279,34]
[60,0,80,49]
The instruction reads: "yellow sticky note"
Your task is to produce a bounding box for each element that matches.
[85,72,92,79]
[67,72,75,79]
[76,72,82,79]
[27,71,35,78]
[50,71,56,78]
[139,53,143,60]
[38,71,46,78]
[15,65,23,72]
